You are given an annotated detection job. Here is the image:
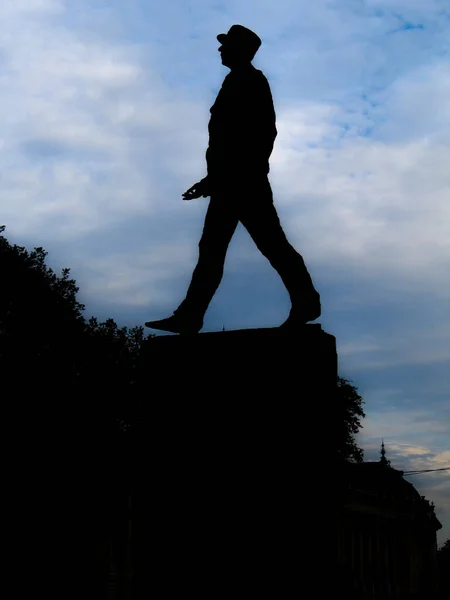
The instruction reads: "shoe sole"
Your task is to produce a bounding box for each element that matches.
[145,321,202,335]
[279,308,321,327]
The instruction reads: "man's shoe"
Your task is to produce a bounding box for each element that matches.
[144,313,203,335]
[279,293,321,328]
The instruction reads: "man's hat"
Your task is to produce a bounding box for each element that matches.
[217,24,262,57]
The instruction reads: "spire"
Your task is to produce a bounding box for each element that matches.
[380,438,391,467]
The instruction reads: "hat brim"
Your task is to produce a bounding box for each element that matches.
[217,33,227,44]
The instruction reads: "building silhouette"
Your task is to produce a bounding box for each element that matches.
[334,443,442,598]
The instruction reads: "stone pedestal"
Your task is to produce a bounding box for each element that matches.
[132,325,338,596]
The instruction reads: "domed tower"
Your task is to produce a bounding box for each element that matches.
[379,438,391,467]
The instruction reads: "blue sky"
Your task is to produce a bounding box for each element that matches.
[1,0,449,544]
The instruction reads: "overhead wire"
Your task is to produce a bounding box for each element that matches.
[403,467,449,476]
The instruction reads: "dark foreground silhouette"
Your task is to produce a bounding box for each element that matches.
[1,224,445,598]
[145,25,320,335]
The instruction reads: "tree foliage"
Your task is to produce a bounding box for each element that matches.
[0,225,148,430]
[335,377,366,463]
[1,225,148,589]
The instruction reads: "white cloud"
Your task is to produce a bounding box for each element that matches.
[335,321,450,371]
[82,240,199,308]
[0,0,63,18]
[269,60,450,295]
[0,2,210,242]
[362,411,450,446]
[365,0,446,11]
[372,62,450,141]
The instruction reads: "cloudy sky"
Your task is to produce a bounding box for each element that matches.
[1,0,449,543]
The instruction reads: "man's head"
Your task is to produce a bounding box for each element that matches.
[217,25,262,69]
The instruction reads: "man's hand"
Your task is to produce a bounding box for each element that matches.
[182,178,210,200]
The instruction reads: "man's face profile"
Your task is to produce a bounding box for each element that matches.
[218,43,248,68]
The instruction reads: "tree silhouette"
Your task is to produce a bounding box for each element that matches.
[335,377,366,463]
[1,224,148,424]
[1,225,85,373]
[0,225,146,593]
[439,538,450,552]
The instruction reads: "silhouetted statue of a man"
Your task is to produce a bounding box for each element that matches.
[146,25,321,334]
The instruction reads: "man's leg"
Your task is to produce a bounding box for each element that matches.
[239,180,321,324]
[146,195,239,333]
[176,194,239,319]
